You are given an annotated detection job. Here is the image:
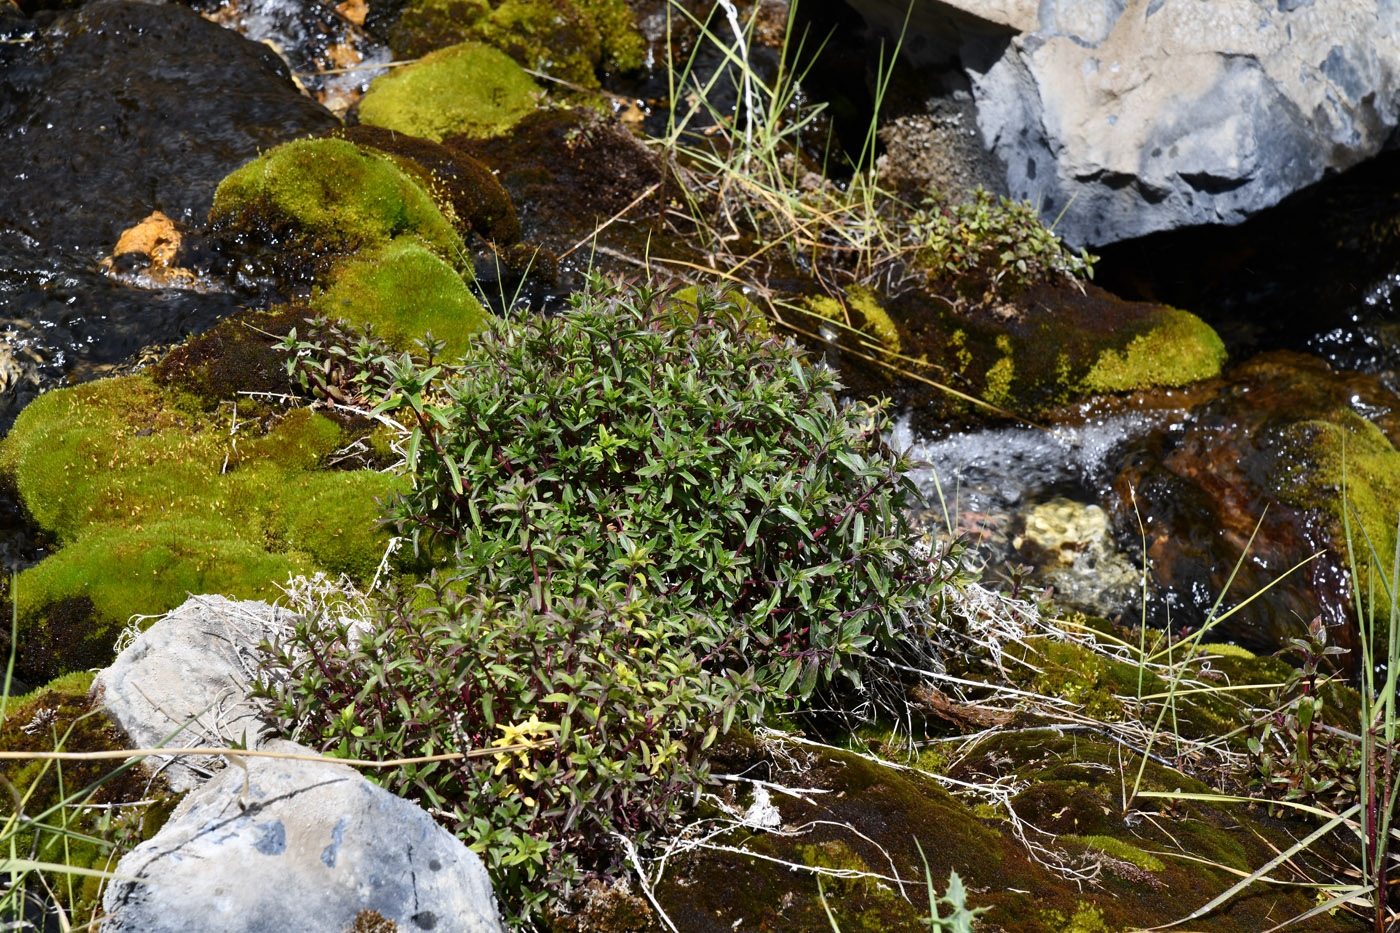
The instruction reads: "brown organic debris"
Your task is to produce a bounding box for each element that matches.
[100,211,203,289]
[910,682,1014,730]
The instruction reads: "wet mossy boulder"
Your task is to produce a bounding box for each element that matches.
[370,0,644,89]
[1106,351,1400,658]
[796,281,1225,419]
[333,124,521,244]
[357,42,540,142]
[210,137,467,280]
[0,373,400,681]
[312,236,487,356]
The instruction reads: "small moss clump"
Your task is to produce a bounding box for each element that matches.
[384,0,644,88]
[1042,904,1111,933]
[1081,307,1228,394]
[210,138,467,277]
[312,237,487,356]
[358,42,541,142]
[802,286,902,359]
[1062,834,1165,872]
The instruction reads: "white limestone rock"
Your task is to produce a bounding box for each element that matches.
[848,0,1400,246]
[101,739,503,933]
[90,594,296,791]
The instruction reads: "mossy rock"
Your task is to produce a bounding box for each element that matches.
[620,727,1363,932]
[0,671,174,925]
[0,374,397,679]
[14,518,311,680]
[0,375,231,544]
[312,237,488,357]
[1107,351,1400,660]
[1276,410,1400,627]
[792,281,1226,420]
[358,42,541,142]
[274,469,404,580]
[151,305,307,407]
[210,137,467,278]
[333,124,521,244]
[377,0,644,89]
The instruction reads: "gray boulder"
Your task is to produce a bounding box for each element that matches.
[848,0,1400,246]
[101,739,503,933]
[91,594,296,791]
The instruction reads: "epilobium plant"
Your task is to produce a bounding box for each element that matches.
[374,276,930,702]
[266,277,942,924]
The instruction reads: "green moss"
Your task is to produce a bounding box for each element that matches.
[15,517,309,662]
[801,287,901,358]
[236,408,344,471]
[0,373,403,679]
[334,124,521,245]
[358,42,541,142]
[0,375,228,544]
[1042,904,1110,933]
[210,138,466,273]
[1195,641,1257,660]
[848,285,902,356]
[1277,412,1400,627]
[1081,308,1228,394]
[386,0,643,88]
[312,237,487,357]
[798,840,875,897]
[275,470,402,580]
[1062,834,1165,872]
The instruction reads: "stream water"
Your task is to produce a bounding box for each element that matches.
[2,0,1399,659]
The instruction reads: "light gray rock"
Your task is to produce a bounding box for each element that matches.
[846,0,1400,246]
[91,594,297,791]
[101,739,503,933]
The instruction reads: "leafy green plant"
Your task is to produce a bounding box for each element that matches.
[1248,615,1358,809]
[269,277,944,925]
[260,582,734,926]
[920,868,988,933]
[909,190,1096,304]
[352,276,931,702]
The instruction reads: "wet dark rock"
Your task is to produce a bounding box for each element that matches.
[445,108,666,250]
[1100,351,1400,659]
[0,0,340,431]
[807,280,1225,434]
[0,0,339,254]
